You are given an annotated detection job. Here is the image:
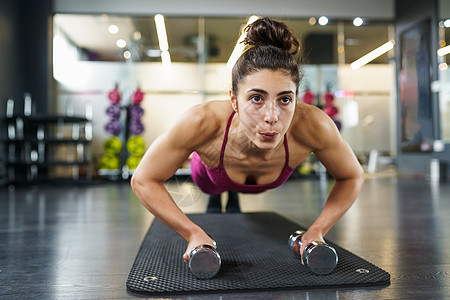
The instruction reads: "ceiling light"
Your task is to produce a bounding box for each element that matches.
[444,19,450,28]
[353,17,363,27]
[155,14,171,66]
[438,45,450,56]
[308,17,317,26]
[123,51,131,59]
[108,24,119,34]
[318,16,328,26]
[146,49,162,57]
[116,39,126,48]
[227,15,259,69]
[439,63,448,70]
[133,31,142,41]
[155,14,169,51]
[350,40,395,70]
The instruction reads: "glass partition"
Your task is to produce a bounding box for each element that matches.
[52,14,395,163]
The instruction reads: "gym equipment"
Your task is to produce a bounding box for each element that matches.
[98,153,120,170]
[104,136,122,155]
[130,104,144,119]
[106,104,121,119]
[105,119,121,136]
[132,87,144,104]
[323,105,339,118]
[127,213,390,296]
[324,91,334,104]
[288,230,338,275]
[108,87,121,103]
[302,89,315,105]
[127,135,146,156]
[188,243,221,279]
[126,155,142,170]
[129,119,144,135]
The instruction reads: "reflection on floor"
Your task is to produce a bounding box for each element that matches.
[0,173,449,299]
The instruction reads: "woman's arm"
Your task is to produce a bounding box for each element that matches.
[292,105,365,259]
[131,103,221,262]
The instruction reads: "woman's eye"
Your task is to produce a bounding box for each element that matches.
[250,95,263,103]
[280,97,292,104]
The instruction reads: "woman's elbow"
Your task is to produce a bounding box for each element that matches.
[130,171,144,194]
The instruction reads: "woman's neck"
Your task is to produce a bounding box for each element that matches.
[228,119,283,160]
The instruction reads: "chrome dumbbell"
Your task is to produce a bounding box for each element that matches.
[288,230,338,275]
[188,241,221,279]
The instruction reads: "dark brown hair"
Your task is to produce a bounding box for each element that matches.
[231,17,303,95]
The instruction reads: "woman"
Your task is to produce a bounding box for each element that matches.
[131,17,364,264]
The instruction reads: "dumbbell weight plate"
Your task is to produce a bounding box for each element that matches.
[288,230,338,275]
[188,244,221,279]
[126,155,142,170]
[104,136,122,155]
[303,241,338,275]
[98,154,119,170]
[127,135,146,156]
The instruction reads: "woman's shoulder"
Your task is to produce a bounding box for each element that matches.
[289,102,340,151]
[168,100,233,149]
[184,100,233,128]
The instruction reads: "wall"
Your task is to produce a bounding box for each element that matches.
[54,0,394,20]
[395,0,450,177]
[439,0,450,19]
[0,1,24,183]
[0,1,23,112]
[0,0,52,114]
[337,65,396,154]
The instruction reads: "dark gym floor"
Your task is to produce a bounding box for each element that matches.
[1,170,449,299]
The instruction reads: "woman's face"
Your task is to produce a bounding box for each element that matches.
[231,69,296,150]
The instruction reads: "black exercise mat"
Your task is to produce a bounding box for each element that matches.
[126,213,390,295]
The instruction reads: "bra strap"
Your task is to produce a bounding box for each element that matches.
[219,111,236,165]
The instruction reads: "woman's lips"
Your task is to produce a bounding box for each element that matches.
[259,132,279,141]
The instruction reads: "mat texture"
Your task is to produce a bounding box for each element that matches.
[127,213,390,295]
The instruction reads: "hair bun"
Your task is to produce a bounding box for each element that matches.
[243,17,300,55]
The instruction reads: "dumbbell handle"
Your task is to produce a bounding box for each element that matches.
[289,230,329,257]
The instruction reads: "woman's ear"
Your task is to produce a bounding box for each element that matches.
[229,90,238,112]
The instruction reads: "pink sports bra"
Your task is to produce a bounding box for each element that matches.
[190,111,295,194]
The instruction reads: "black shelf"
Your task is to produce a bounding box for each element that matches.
[4,139,91,144]
[7,161,90,167]
[3,113,92,184]
[2,114,89,123]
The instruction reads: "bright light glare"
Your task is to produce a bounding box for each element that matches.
[437,45,450,56]
[350,40,395,70]
[108,24,119,34]
[116,39,126,48]
[227,15,259,69]
[444,19,450,28]
[308,17,317,26]
[318,16,328,26]
[133,31,142,40]
[353,17,363,27]
[155,14,169,51]
[53,34,87,88]
[161,51,171,67]
[123,50,131,59]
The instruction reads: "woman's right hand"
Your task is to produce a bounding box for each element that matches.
[183,231,216,264]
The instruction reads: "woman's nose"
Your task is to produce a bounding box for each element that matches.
[264,102,279,124]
